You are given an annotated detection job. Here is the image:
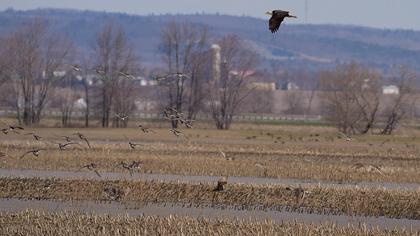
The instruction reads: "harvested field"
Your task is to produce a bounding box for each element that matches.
[1,177,419,219]
[0,127,420,184]
[0,124,419,233]
[0,210,418,236]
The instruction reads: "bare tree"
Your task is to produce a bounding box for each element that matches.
[284,90,304,114]
[208,35,258,130]
[353,69,382,134]
[5,19,72,126]
[381,67,418,135]
[320,63,383,134]
[159,21,208,127]
[244,90,273,114]
[93,23,138,128]
[319,63,368,135]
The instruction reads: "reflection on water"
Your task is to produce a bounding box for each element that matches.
[0,198,419,230]
[0,168,419,191]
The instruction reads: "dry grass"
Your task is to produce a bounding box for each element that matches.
[1,177,419,219]
[1,132,420,183]
[0,210,417,236]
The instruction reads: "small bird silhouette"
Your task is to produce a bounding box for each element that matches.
[138,124,154,134]
[53,142,80,151]
[73,132,91,148]
[119,71,134,79]
[123,135,143,150]
[24,132,42,141]
[169,128,183,137]
[351,163,384,176]
[77,163,101,177]
[115,113,128,121]
[19,149,46,159]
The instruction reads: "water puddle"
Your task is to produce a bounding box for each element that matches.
[0,168,419,191]
[0,198,418,230]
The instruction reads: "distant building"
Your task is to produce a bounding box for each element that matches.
[281,82,299,91]
[382,85,399,95]
[249,82,276,91]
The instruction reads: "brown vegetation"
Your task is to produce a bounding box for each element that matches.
[1,211,415,236]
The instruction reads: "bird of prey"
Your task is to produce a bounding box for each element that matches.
[19,149,46,159]
[24,132,42,141]
[77,163,101,177]
[266,10,297,33]
[73,132,91,148]
[213,177,228,192]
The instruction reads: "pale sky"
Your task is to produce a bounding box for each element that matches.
[1,0,419,30]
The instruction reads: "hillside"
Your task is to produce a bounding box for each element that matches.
[1,8,420,72]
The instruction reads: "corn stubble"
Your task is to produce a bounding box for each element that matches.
[0,177,419,220]
[0,210,416,236]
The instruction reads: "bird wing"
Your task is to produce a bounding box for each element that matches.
[269,16,284,33]
[19,151,33,159]
[83,138,91,148]
[93,169,102,177]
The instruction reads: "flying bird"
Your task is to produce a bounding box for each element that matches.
[123,135,143,150]
[138,124,154,134]
[169,128,183,137]
[19,149,46,159]
[53,142,80,151]
[119,71,134,79]
[77,163,101,177]
[113,161,142,176]
[266,10,297,33]
[73,132,91,148]
[115,113,128,121]
[24,132,42,141]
